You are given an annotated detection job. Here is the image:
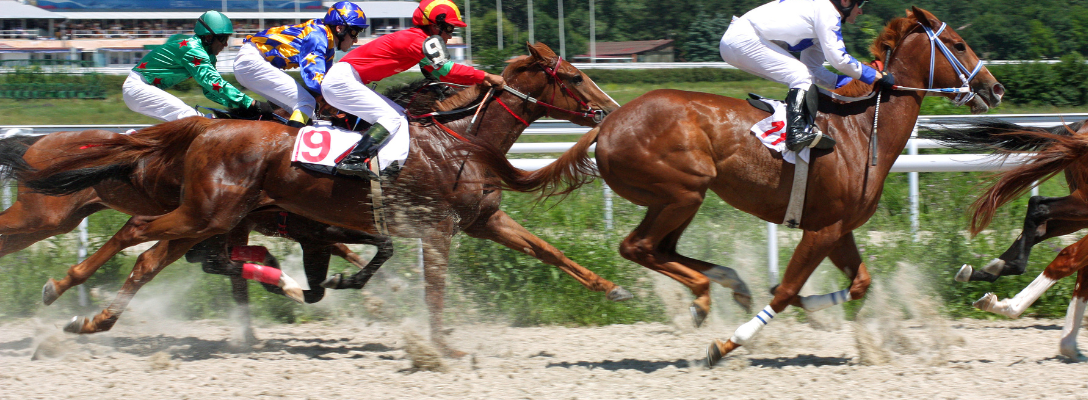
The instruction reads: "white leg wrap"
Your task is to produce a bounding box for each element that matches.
[1061,297,1087,359]
[729,305,776,346]
[799,289,852,312]
[989,274,1057,318]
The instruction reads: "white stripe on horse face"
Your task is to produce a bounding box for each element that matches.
[587,78,620,108]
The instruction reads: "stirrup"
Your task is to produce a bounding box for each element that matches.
[335,157,371,176]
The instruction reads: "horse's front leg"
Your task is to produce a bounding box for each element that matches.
[708,225,843,367]
[786,231,872,312]
[66,237,207,333]
[463,210,630,301]
[419,223,463,357]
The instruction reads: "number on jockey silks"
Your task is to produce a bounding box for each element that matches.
[291,126,363,166]
[422,35,451,68]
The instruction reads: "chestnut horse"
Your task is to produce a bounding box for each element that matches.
[468,8,1004,365]
[15,43,625,356]
[0,130,393,342]
[922,119,1088,360]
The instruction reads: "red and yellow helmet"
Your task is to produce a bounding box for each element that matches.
[412,0,467,28]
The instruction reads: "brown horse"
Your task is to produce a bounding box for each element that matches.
[921,119,1088,360]
[467,7,1004,365]
[0,129,393,343]
[15,42,626,356]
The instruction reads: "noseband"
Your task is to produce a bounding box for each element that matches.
[890,22,984,106]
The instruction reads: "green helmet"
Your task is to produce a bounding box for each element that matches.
[194,10,234,36]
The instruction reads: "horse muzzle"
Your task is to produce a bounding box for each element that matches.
[969,82,1005,114]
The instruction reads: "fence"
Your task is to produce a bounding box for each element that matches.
[3,112,1086,279]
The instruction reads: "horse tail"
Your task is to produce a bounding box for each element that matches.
[21,117,215,196]
[919,117,1084,153]
[467,126,601,198]
[970,124,1088,235]
[0,131,44,180]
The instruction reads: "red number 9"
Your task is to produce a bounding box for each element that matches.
[301,130,331,162]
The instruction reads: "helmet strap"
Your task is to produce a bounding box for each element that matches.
[196,17,216,35]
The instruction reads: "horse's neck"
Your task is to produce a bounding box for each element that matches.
[444,91,543,151]
[832,66,927,169]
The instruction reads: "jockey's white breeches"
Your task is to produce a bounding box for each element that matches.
[122,71,203,121]
[321,62,409,170]
[719,19,813,90]
[234,42,317,118]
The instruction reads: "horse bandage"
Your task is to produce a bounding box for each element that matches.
[730,305,776,346]
[241,263,282,285]
[799,289,852,312]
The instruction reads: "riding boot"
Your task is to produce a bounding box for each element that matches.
[784,86,835,151]
[287,109,308,129]
[336,123,391,177]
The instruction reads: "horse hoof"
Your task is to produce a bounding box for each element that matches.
[607,286,633,301]
[283,287,305,304]
[706,339,725,368]
[320,274,343,289]
[973,292,998,312]
[955,264,973,283]
[690,303,708,328]
[981,258,1005,276]
[63,316,87,333]
[42,280,60,306]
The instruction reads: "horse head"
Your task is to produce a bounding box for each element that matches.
[504,42,621,126]
[878,7,1004,114]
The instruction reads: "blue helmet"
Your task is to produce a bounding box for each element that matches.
[324,1,369,29]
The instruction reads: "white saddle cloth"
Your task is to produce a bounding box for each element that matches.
[748,99,811,164]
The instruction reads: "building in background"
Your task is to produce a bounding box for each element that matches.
[572,40,674,63]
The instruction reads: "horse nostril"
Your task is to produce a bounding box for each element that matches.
[993,84,1005,98]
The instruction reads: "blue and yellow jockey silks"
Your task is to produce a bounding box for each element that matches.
[244,19,335,95]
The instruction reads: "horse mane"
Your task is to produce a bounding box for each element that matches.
[832,14,921,98]
[382,80,487,117]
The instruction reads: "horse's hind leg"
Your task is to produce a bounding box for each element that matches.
[783,231,871,313]
[66,237,208,333]
[0,191,104,259]
[974,233,1088,318]
[1060,269,1088,361]
[463,210,628,300]
[322,241,393,289]
[43,214,160,305]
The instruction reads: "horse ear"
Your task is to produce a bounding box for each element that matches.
[910,6,939,30]
[527,42,558,66]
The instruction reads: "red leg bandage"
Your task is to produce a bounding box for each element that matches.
[231,246,270,263]
[241,263,282,285]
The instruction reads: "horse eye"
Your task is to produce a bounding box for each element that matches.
[571,75,584,85]
[954,42,966,52]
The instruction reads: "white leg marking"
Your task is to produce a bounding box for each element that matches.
[1061,297,1087,361]
[975,273,1056,318]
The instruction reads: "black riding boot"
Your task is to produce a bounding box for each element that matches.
[784,86,834,151]
[336,123,391,177]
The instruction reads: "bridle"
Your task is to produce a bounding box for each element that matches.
[888,21,983,106]
[500,56,608,124]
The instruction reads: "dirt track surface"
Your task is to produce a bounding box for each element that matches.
[2,316,1088,400]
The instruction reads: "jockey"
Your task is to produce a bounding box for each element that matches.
[235,1,369,128]
[719,0,895,151]
[123,10,272,121]
[323,0,505,179]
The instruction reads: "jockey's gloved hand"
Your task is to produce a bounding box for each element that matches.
[251,100,276,115]
[483,73,505,89]
[876,72,896,90]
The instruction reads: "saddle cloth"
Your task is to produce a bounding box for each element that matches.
[748,99,811,164]
[290,123,408,176]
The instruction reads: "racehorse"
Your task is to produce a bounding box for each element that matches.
[0,130,393,343]
[464,8,1004,365]
[13,42,626,356]
[920,118,1088,360]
